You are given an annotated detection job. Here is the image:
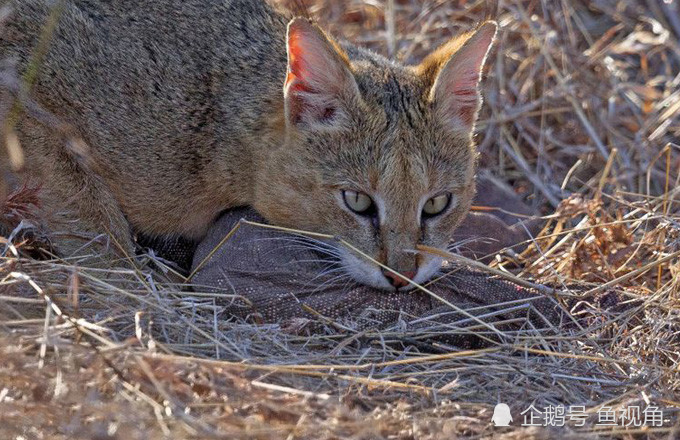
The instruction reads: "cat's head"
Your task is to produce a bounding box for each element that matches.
[255,18,497,291]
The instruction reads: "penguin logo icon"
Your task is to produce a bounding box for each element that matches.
[492,403,513,426]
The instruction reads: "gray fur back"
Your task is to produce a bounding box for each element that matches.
[1,0,289,175]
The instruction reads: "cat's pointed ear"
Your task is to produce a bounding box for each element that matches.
[284,18,359,129]
[421,21,497,132]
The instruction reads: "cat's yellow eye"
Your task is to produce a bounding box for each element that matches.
[343,190,374,215]
[423,193,451,217]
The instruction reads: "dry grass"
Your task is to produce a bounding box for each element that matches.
[2,0,680,439]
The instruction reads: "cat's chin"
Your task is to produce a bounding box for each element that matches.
[339,251,444,292]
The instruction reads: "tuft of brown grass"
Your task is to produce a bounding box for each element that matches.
[2,0,680,438]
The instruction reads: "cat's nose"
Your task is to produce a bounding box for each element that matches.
[382,269,416,289]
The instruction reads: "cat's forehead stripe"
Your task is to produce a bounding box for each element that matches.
[354,65,426,128]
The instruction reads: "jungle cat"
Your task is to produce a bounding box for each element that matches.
[1,0,497,290]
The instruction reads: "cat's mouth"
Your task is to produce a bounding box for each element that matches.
[338,249,444,292]
[297,236,444,291]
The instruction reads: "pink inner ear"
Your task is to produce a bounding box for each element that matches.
[285,70,338,125]
[436,66,483,128]
[285,36,315,125]
[283,20,358,126]
[450,84,479,126]
[286,24,343,94]
[285,31,308,88]
[432,23,496,130]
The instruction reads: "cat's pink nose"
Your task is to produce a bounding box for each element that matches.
[382,270,416,289]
